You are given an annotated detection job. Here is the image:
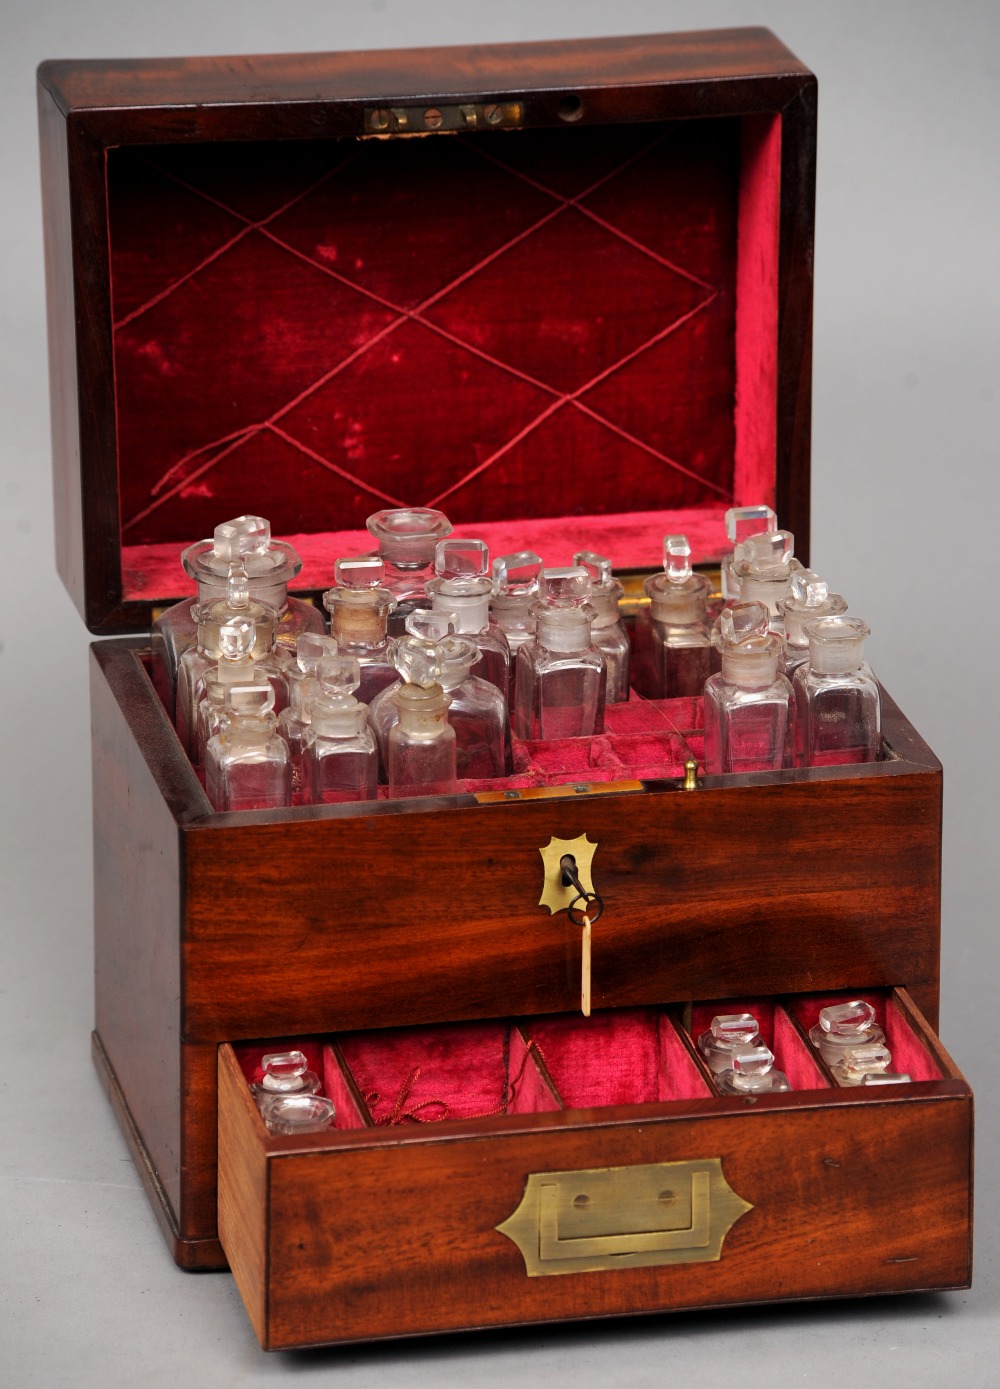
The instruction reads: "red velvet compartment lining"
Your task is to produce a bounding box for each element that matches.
[687,999,829,1092]
[785,992,943,1083]
[525,1010,711,1108]
[107,113,781,602]
[336,1020,559,1125]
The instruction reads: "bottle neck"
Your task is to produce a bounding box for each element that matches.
[223,712,277,747]
[427,580,491,635]
[719,637,783,688]
[311,696,368,737]
[588,583,624,629]
[394,682,451,739]
[644,572,711,624]
[783,593,848,648]
[329,591,391,648]
[534,606,595,653]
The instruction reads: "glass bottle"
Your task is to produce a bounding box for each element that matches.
[703,603,792,774]
[714,1044,790,1095]
[514,567,607,740]
[151,514,323,714]
[829,1043,909,1088]
[779,569,848,675]
[174,565,283,757]
[490,550,543,707]
[322,557,398,706]
[370,611,510,781]
[386,639,458,799]
[721,504,777,601]
[633,536,713,698]
[808,999,885,1066]
[793,616,881,767]
[303,655,378,805]
[277,633,339,804]
[574,551,630,703]
[697,1013,765,1074]
[193,616,258,770]
[204,684,291,812]
[247,1051,336,1133]
[426,538,511,699]
[366,507,453,635]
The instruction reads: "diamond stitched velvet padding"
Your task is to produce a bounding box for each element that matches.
[108,119,740,551]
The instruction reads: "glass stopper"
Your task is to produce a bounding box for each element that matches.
[225,562,251,610]
[539,566,591,607]
[434,538,490,581]
[294,633,338,675]
[719,601,770,645]
[335,556,385,589]
[262,1050,309,1081]
[318,654,362,700]
[224,683,275,717]
[790,568,830,607]
[737,530,795,570]
[366,507,453,563]
[405,609,457,642]
[394,635,446,687]
[214,515,271,560]
[731,1045,776,1077]
[492,550,543,595]
[819,1000,877,1037]
[725,505,777,544]
[573,551,613,587]
[218,617,255,661]
[663,535,692,583]
[710,1013,760,1045]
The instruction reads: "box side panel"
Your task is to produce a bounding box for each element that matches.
[217,1047,269,1342]
[775,78,816,555]
[260,1095,971,1348]
[183,765,942,1041]
[38,79,84,618]
[91,645,186,1230]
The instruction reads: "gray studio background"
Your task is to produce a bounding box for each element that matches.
[1,1,997,1384]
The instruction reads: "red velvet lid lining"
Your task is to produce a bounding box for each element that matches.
[107,113,781,602]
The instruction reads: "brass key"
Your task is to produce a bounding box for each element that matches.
[560,855,603,1017]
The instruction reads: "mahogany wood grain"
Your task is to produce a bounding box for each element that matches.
[90,638,945,1263]
[217,1047,269,1337]
[39,30,811,125]
[216,1024,971,1350]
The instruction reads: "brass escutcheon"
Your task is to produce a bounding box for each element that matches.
[538,834,597,915]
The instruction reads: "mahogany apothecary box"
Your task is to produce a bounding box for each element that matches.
[38,28,972,1352]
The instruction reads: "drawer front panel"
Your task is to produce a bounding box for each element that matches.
[260,1099,969,1349]
[186,763,941,1041]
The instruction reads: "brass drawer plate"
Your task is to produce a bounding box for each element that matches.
[497,1158,752,1276]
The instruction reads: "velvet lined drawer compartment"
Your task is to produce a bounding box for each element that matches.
[217,990,972,1351]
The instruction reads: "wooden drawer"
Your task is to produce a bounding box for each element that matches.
[217,989,972,1351]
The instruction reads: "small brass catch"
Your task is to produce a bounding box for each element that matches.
[364,101,524,136]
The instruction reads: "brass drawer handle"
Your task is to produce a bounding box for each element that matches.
[497,1159,752,1276]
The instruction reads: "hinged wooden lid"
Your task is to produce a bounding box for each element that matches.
[38,28,815,634]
